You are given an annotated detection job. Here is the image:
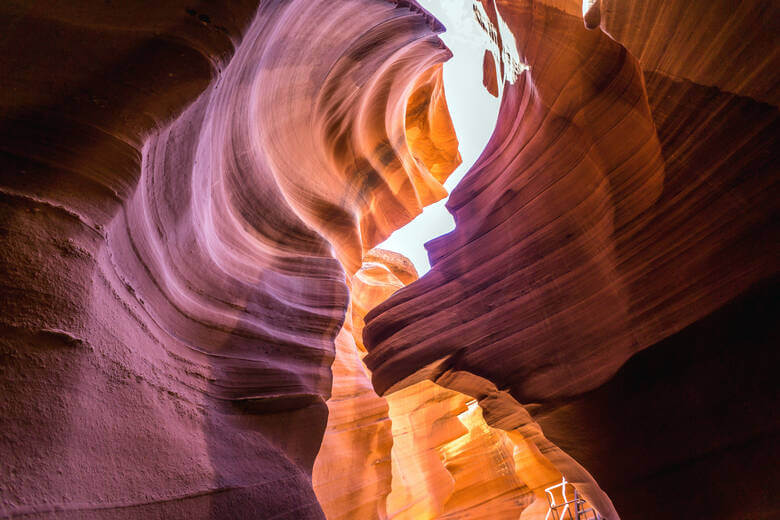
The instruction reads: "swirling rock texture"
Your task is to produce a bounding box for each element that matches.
[315,250,573,520]
[365,1,779,520]
[311,314,393,519]
[2,0,778,519]
[0,0,460,518]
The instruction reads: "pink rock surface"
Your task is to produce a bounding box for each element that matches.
[364,1,779,518]
[0,1,457,518]
[1,0,777,518]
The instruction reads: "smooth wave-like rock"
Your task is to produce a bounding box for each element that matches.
[312,316,393,519]
[2,0,777,518]
[1,1,460,518]
[316,250,580,520]
[364,1,779,519]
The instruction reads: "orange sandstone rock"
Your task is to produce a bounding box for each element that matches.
[405,64,463,183]
[312,319,393,520]
[317,250,581,520]
[483,50,500,97]
[364,1,779,519]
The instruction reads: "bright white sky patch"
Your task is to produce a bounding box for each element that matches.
[378,0,502,274]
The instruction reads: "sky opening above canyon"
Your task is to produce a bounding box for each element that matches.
[377,0,502,273]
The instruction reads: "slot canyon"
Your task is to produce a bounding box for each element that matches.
[0,0,777,519]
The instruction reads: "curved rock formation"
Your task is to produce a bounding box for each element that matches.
[312,317,393,519]
[316,250,577,520]
[482,50,500,98]
[365,1,779,519]
[313,254,407,520]
[1,1,460,518]
[2,0,777,518]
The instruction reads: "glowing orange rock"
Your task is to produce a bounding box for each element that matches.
[317,250,579,519]
[365,1,779,519]
[405,64,463,183]
[312,319,393,520]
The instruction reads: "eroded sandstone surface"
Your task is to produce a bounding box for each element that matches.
[1,1,458,518]
[364,1,779,519]
[314,250,579,520]
[1,0,777,519]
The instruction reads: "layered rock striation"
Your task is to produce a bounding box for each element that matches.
[315,250,574,520]
[1,1,459,518]
[364,1,779,519]
[1,0,777,519]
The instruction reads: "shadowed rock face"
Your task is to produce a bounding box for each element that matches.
[0,1,458,518]
[364,1,779,519]
[1,0,777,519]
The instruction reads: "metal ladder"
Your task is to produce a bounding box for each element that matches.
[544,478,603,520]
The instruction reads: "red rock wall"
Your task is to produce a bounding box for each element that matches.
[0,1,458,518]
[364,1,779,519]
[1,0,777,518]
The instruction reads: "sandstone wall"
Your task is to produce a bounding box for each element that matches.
[0,1,459,518]
[364,1,779,518]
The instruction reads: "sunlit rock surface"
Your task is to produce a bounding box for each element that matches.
[365,1,779,519]
[1,0,777,518]
[0,1,459,518]
[312,318,393,520]
[316,250,572,519]
[313,255,404,520]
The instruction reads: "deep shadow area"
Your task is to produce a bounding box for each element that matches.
[536,277,780,520]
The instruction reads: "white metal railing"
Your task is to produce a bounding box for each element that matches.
[544,478,603,520]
